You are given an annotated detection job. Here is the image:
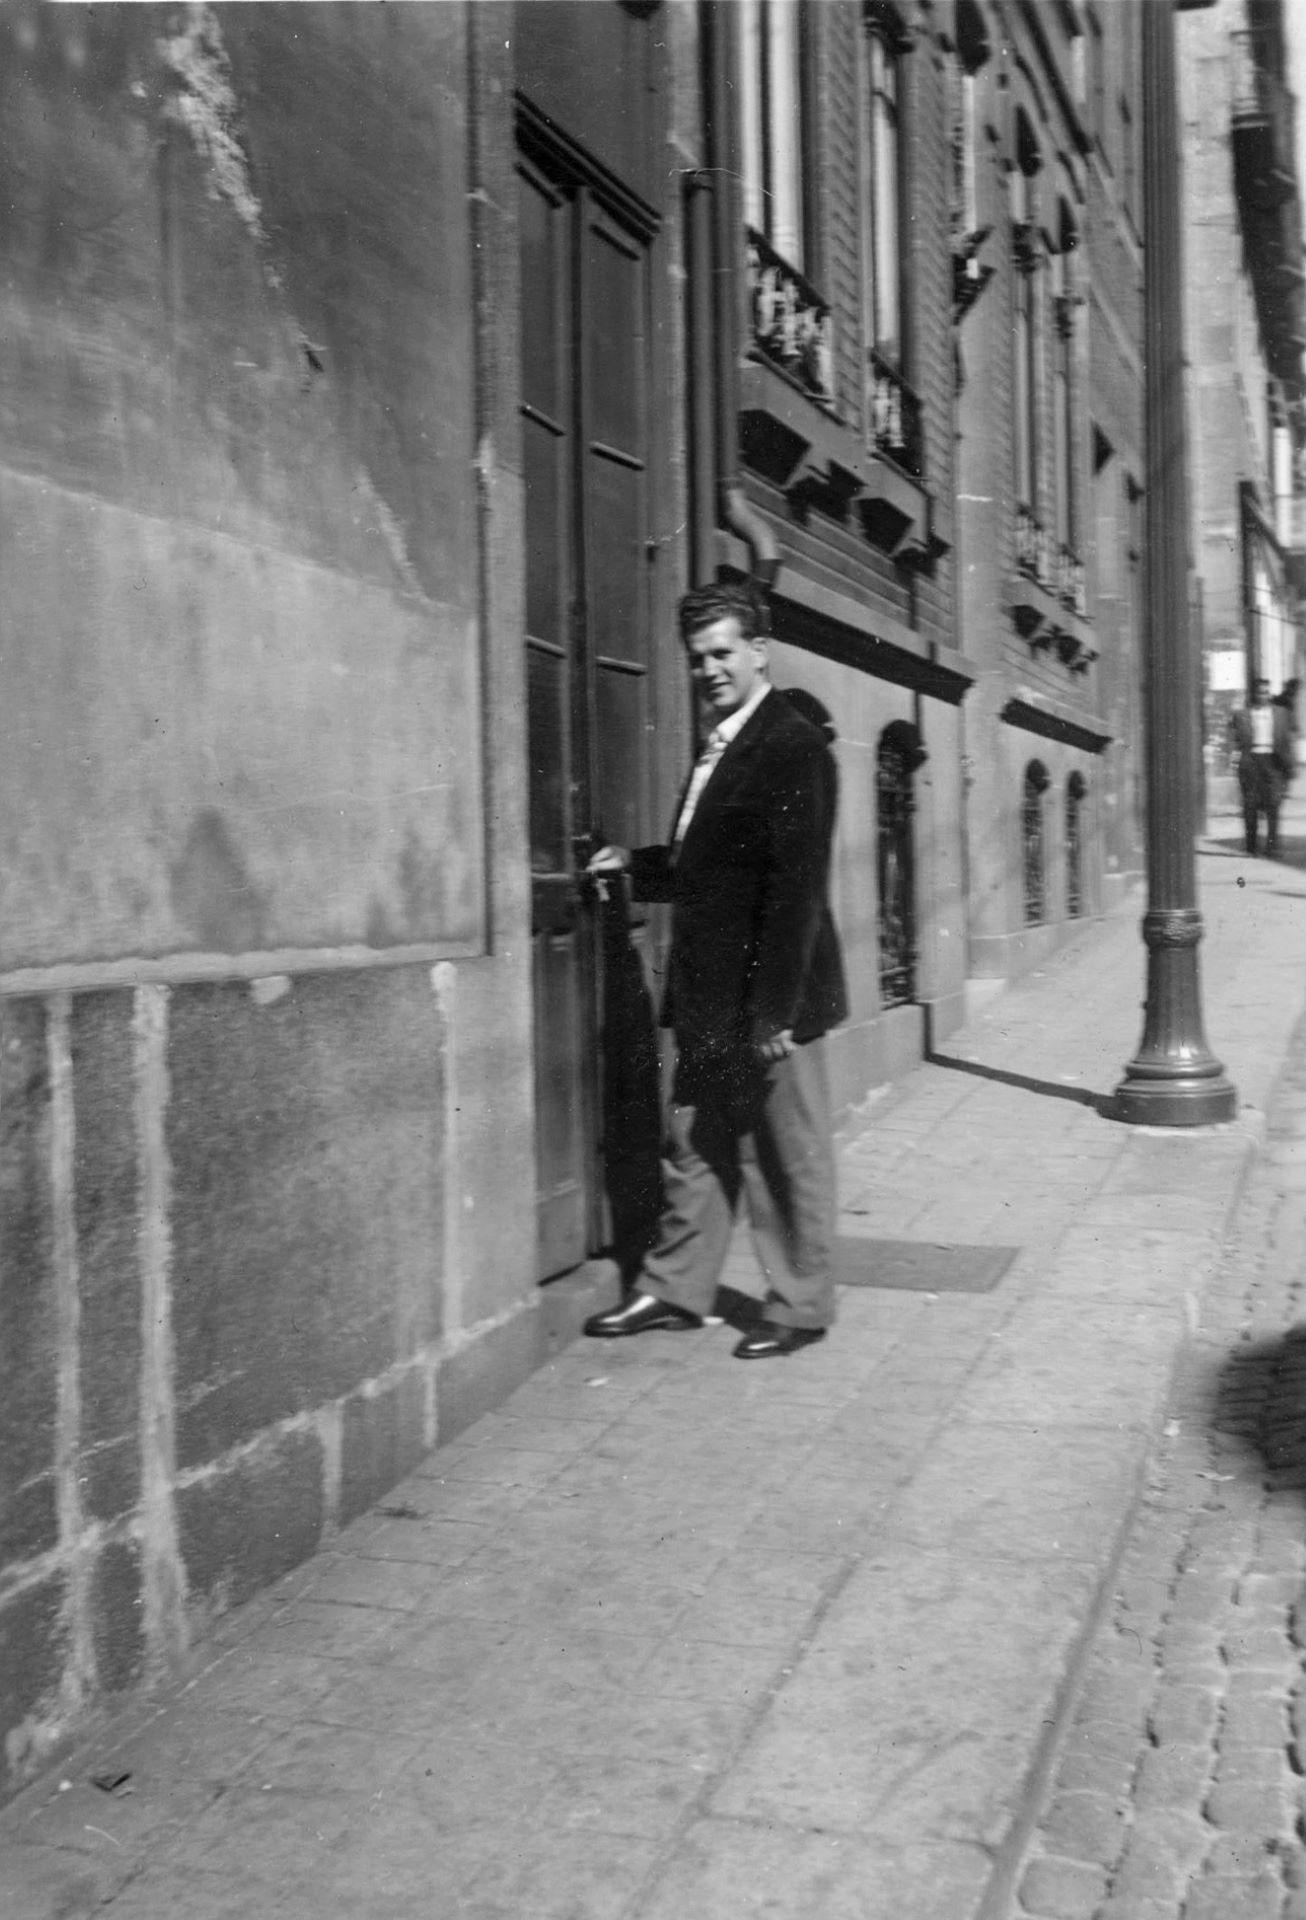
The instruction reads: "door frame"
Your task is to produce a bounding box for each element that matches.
[516,95,681,1279]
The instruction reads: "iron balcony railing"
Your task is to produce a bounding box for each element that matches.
[1056,544,1087,617]
[866,349,923,478]
[745,227,835,407]
[1230,29,1284,129]
[1015,505,1086,617]
[1015,504,1053,586]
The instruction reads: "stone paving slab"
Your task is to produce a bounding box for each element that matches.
[710,1545,1107,1847]
[4,823,1306,1919]
[636,1824,994,1920]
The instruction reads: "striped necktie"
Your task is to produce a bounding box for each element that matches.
[672,728,727,850]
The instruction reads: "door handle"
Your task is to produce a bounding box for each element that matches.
[571,831,613,904]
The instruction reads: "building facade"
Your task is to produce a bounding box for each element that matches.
[1180,0,1306,792]
[0,0,1149,1795]
[954,0,1147,977]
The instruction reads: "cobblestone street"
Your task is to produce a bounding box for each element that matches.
[1012,1011,1306,1920]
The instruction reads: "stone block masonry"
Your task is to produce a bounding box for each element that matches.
[0,968,456,1797]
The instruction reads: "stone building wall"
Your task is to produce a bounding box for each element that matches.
[0,1,539,1799]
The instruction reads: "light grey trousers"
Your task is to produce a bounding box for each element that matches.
[641,1036,837,1330]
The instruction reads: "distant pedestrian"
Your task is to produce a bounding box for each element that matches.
[1273,677,1300,771]
[582,581,847,1359]
[1230,676,1294,857]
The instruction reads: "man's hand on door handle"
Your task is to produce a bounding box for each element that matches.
[580,843,630,905]
[586,845,631,874]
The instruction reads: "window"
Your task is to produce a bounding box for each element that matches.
[863,6,919,471]
[950,0,992,327]
[1022,761,1049,925]
[1012,125,1044,576]
[1006,116,1052,579]
[1087,11,1106,151]
[955,66,979,239]
[740,0,807,270]
[1091,426,1117,608]
[1051,204,1083,612]
[952,0,990,231]
[1013,173,1034,509]
[864,15,902,366]
[740,0,833,403]
[1066,774,1087,918]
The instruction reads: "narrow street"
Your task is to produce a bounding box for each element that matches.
[1010,1006,1306,1920]
[5,10,1306,1902]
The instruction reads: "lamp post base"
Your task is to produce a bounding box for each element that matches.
[1111,909,1238,1128]
[1111,1069,1238,1129]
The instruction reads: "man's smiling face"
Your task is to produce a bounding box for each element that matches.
[686,615,769,720]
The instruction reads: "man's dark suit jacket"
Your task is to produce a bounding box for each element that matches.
[628,687,848,1055]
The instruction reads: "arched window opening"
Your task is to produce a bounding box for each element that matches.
[877,723,921,1007]
[1023,760,1050,926]
[1066,772,1087,919]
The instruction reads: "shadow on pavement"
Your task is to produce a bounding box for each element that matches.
[928,1051,1112,1115]
[1212,1326,1306,1492]
[712,1282,769,1331]
[1204,830,1306,871]
[597,877,665,1282]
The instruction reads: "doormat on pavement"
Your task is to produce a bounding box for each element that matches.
[835,1237,1017,1293]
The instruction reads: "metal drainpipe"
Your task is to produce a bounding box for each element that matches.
[702,0,780,593]
[685,170,717,589]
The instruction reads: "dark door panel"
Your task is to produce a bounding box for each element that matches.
[520,154,659,1282]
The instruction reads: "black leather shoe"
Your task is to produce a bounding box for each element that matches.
[732,1321,828,1360]
[584,1293,704,1338]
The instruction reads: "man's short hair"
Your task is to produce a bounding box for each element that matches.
[678,581,768,644]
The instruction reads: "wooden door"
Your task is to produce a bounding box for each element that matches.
[520,155,657,1281]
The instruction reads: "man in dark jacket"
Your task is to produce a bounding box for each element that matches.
[583,582,847,1359]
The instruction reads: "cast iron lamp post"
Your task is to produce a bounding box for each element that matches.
[1113,0,1238,1126]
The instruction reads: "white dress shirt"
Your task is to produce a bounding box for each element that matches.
[672,682,772,851]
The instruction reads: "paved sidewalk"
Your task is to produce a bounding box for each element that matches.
[5,813,1306,1920]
